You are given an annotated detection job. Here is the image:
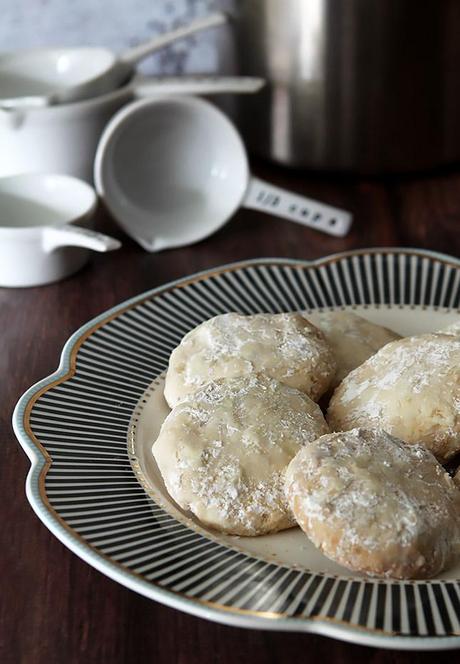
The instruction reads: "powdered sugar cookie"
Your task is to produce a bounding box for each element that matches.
[285,428,460,578]
[304,311,400,388]
[153,374,329,536]
[164,312,336,408]
[327,334,460,462]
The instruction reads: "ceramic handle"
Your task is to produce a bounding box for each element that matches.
[243,177,352,237]
[121,12,227,65]
[133,75,264,97]
[42,225,121,253]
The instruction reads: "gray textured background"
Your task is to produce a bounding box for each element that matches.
[0,0,235,74]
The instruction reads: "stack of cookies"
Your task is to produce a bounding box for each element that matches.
[152,311,460,579]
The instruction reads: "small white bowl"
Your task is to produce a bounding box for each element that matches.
[94,95,248,251]
[0,173,120,287]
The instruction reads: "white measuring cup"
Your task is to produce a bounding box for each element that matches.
[0,13,227,108]
[94,96,352,251]
[0,173,120,287]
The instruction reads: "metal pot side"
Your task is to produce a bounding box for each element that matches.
[233,0,460,173]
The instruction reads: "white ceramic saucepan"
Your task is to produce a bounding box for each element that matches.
[0,75,263,182]
[0,173,121,287]
[0,12,227,108]
[94,96,352,251]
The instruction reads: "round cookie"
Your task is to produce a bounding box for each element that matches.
[327,334,460,462]
[304,311,400,388]
[164,312,336,408]
[153,374,329,536]
[285,428,460,578]
[437,320,460,336]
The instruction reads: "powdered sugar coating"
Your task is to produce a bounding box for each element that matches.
[327,334,460,461]
[164,312,336,408]
[153,374,329,536]
[285,428,460,578]
[304,311,400,388]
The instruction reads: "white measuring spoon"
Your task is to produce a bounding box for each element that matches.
[94,96,352,252]
[0,12,227,109]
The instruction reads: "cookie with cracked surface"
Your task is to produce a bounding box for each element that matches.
[285,428,460,579]
[327,334,460,462]
[164,312,336,408]
[153,374,329,536]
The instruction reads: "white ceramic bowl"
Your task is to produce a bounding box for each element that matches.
[94,95,249,251]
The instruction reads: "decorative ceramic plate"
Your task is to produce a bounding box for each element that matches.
[13,248,460,650]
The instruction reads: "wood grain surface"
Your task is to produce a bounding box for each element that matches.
[2,160,460,663]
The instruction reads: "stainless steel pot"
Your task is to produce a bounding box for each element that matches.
[232,0,460,173]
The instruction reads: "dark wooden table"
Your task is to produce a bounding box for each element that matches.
[2,161,460,663]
